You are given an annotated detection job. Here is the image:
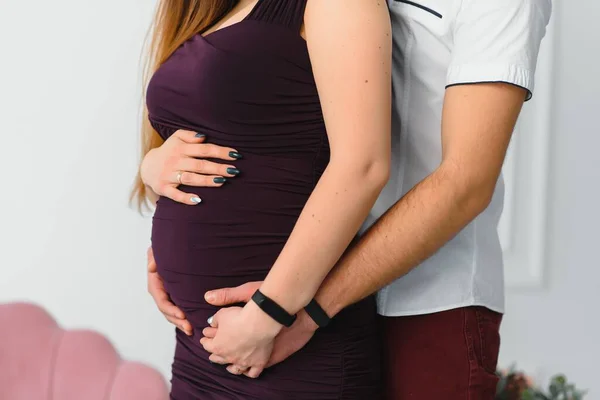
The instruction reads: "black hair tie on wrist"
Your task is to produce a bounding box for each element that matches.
[251,289,297,328]
[304,299,331,328]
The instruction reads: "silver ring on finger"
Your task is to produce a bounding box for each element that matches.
[176,171,183,185]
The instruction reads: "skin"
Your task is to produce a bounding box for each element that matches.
[201,82,528,370]
[145,0,392,379]
[148,82,528,377]
[200,0,392,377]
[140,130,241,206]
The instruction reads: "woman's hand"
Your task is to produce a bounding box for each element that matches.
[140,130,243,205]
[203,282,319,374]
[199,301,283,378]
[146,247,193,336]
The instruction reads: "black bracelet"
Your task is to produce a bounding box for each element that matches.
[251,289,297,328]
[304,299,331,328]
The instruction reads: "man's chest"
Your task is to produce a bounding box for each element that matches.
[388,0,458,76]
[386,0,459,128]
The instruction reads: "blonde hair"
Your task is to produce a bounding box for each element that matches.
[131,0,235,210]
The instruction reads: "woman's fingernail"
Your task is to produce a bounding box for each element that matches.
[207,316,214,325]
[213,177,227,184]
[229,151,243,159]
[226,168,240,175]
[205,292,215,302]
[195,133,206,138]
[190,196,202,204]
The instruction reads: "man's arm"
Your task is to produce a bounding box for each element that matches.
[203,83,529,366]
[315,82,527,317]
[203,0,551,368]
[313,0,551,315]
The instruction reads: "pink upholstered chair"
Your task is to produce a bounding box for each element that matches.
[0,303,169,400]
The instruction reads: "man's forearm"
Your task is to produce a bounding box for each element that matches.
[313,83,525,317]
[314,162,492,317]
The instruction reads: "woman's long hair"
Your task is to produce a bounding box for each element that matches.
[131,0,236,210]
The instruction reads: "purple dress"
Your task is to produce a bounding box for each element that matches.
[147,1,381,398]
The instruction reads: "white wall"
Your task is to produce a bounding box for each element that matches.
[1,0,598,395]
[498,0,600,396]
[0,0,175,378]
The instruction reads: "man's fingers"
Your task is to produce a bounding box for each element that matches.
[161,186,202,205]
[173,130,207,144]
[180,158,240,179]
[204,281,263,306]
[244,366,263,379]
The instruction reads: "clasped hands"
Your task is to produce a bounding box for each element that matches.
[199,282,318,379]
[147,250,318,379]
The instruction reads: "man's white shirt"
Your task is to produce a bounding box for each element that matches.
[364,0,553,316]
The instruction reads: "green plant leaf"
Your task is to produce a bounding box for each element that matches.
[495,366,587,400]
[554,375,567,386]
[522,390,535,400]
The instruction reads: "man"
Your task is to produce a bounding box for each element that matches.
[145,0,552,397]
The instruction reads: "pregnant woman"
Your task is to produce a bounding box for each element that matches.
[133,0,392,398]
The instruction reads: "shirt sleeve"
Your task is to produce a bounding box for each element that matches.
[446,0,552,100]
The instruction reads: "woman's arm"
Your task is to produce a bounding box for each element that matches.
[258,0,392,313]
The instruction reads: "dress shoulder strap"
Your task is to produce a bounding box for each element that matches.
[247,0,307,32]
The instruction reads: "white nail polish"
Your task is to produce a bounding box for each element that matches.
[207,316,213,325]
[191,196,202,204]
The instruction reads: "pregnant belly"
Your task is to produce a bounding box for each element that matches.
[151,217,280,333]
[151,152,317,329]
[151,185,311,323]
[151,216,285,299]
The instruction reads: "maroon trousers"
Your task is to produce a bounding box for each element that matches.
[383,306,502,400]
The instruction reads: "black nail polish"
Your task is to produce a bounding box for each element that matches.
[226,168,240,175]
[229,151,243,159]
[195,133,206,138]
[213,177,227,184]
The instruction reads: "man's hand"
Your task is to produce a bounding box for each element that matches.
[147,247,193,336]
[203,282,319,374]
[204,281,262,306]
[265,311,317,367]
